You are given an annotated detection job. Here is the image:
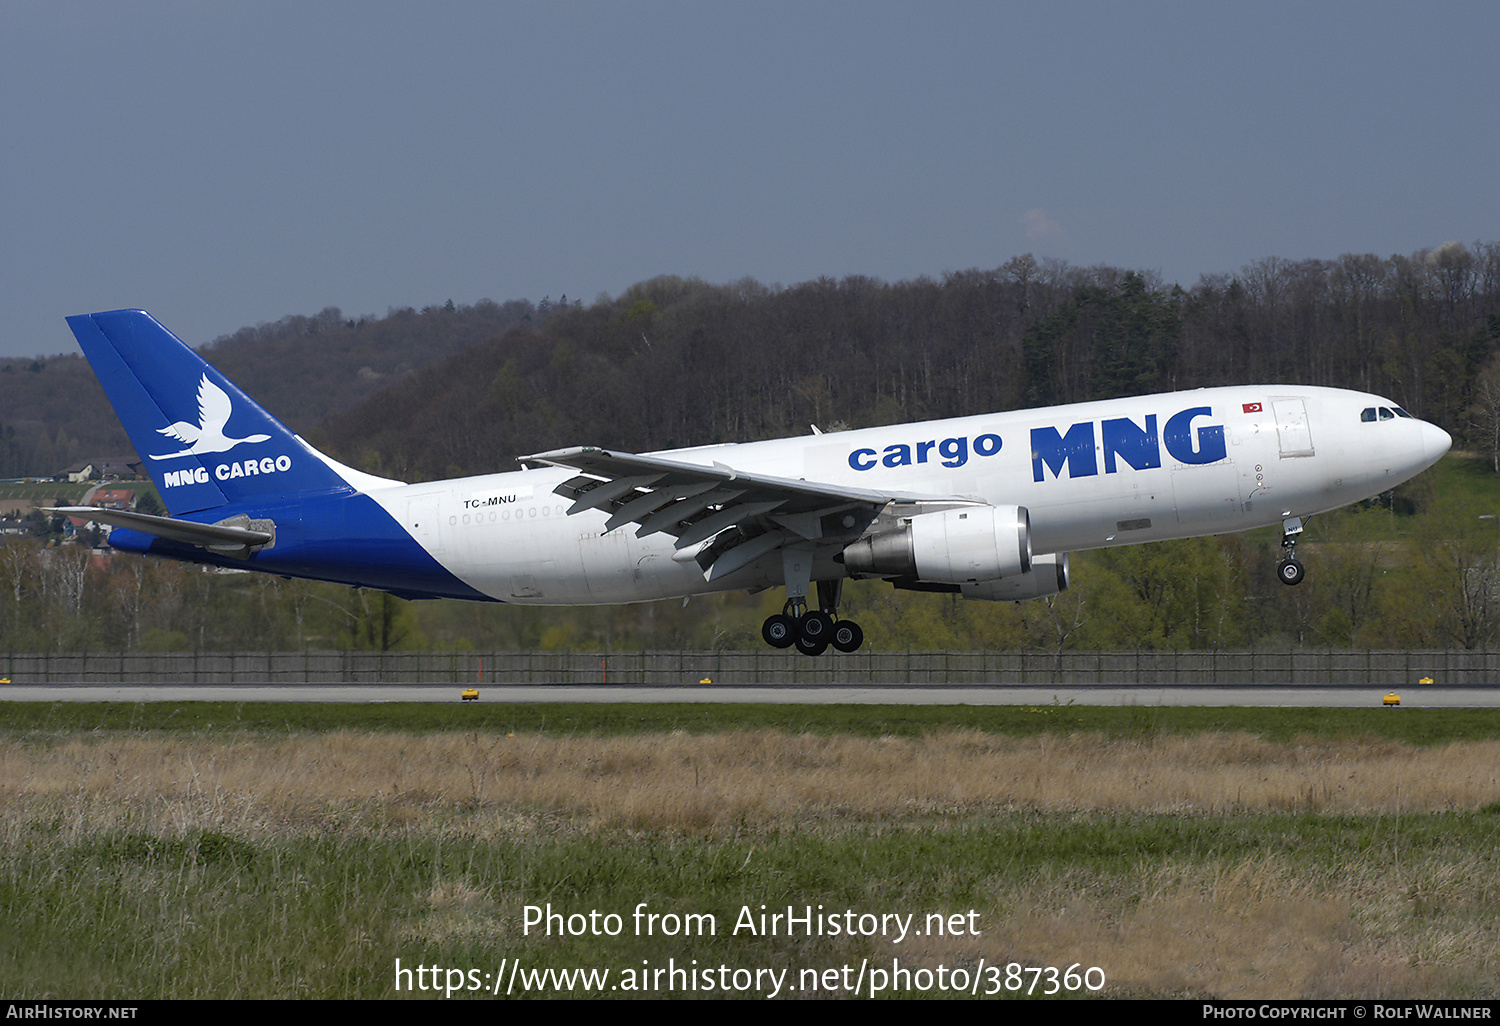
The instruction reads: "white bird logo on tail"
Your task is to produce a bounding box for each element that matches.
[148,374,271,460]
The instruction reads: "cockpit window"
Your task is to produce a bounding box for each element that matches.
[1361,406,1412,423]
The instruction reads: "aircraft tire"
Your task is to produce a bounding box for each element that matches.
[794,634,829,656]
[1277,559,1306,586]
[762,614,797,648]
[831,620,864,653]
[798,610,834,643]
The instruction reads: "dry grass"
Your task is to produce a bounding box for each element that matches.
[933,856,1487,999]
[4,729,1497,836]
[5,728,1499,998]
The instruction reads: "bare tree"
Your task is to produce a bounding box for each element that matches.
[1472,356,1500,473]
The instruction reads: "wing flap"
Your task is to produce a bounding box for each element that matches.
[704,529,794,582]
[636,486,746,538]
[523,446,885,549]
[518,444,964,581]
[676,499,787,548]
[603,480,719,533]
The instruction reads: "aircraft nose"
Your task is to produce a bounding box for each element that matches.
[1422,420,1453,464]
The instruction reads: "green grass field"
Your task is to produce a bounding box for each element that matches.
[3,702,1498,999]
[0,481,92,502]
[5,700,1499,744]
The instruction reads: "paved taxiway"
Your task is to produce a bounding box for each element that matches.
[2,683,1497,707]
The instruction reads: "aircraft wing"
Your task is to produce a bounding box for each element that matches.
[519,445,967,582]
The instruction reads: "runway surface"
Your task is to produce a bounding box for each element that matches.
[2,683,1497,707]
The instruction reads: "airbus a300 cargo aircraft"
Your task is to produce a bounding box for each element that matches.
[54,310,1451,655]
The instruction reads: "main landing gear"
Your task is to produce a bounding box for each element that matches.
[762,579,864,655]
[1277,515,1306,586]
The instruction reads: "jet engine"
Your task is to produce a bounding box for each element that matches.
[959,553,1070,601]
[841,505,1031,583]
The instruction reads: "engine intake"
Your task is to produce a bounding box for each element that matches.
[842,505,1031,584]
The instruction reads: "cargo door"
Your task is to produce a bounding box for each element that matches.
[1273,399,1315,457]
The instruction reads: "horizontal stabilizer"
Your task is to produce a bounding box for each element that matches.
[43,506,274,552]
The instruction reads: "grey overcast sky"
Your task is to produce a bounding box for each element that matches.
[3,1,1496,358]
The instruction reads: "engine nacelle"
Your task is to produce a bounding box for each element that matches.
[960,553,1070,601]
[842,505,1031,584]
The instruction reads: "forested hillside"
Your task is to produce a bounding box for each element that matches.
[6,245,1499,481]
[314,244,1500,482]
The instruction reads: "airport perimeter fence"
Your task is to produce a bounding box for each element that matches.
[1,648,1496,686]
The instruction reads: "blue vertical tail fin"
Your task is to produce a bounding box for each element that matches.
[66,310,376,515]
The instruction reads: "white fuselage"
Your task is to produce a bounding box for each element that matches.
[360,385,1450,605]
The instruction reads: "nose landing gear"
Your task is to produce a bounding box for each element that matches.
[1277,515,1306,586]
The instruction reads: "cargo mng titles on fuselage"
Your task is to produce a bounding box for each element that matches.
[844,404,1227,482]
